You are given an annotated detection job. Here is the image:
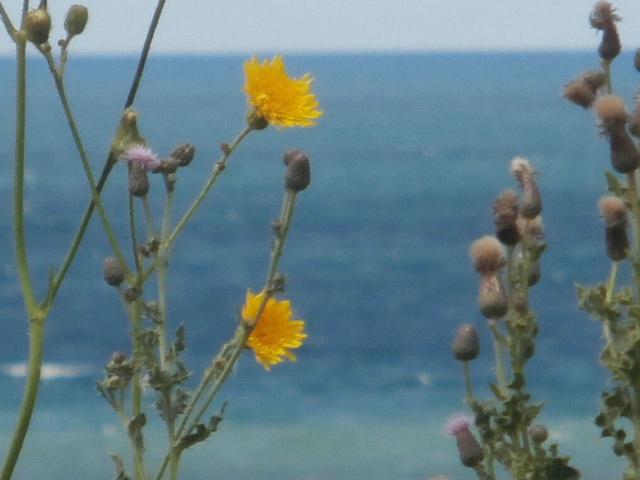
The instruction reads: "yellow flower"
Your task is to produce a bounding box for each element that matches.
[243,290,307,370]
[244,56,323,128]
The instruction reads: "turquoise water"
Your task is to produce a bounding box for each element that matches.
[0,52,636,479]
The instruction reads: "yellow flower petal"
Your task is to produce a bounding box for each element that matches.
[244,56,323,129]
[243,290,307,370]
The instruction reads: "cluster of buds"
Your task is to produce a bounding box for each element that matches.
[25,4,88,46]
[599,195,629,261]
[122,143,196,197]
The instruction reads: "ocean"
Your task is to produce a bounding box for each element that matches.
[0,51,636,479]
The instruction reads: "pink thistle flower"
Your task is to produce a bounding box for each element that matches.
[446,415,472,436]
[122,145,161,172]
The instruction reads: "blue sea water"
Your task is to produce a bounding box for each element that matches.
[0,51,637,479]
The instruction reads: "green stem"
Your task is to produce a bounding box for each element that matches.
[626,172,640,300]
[462,361,474,400]
[165,126,253,251]
[601,59,613,94]
[0,322,45,480]
[125,0,166,109]
[488,319,508,393]
[39,50,129,301]
[605,261,619,305]
[156,190,299,480]
[0,2,16,38]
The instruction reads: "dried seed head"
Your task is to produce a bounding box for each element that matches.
[283,149,311,192]
[595,94,628,127]
[64,5,89,37]
[470,236,505,275]
[529,424,549,444]
[103,256,126,287]
[590,1,621,30]
[478,274,508,319]
[26,9,51,45]
[599,195,627,225]
[492,189,520,245]
[511,157,542,219]
[452,324,480,362]
[563,78,596,109]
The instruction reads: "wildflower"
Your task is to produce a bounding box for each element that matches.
[244,56,322,129]
[121,145,161,172]
[242,291,307,370]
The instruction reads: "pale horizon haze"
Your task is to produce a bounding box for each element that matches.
[2,1,640,56]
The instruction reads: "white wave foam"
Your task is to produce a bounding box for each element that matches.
[1,362,94,379]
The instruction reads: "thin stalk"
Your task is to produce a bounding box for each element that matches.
[156,178,175,371]
[605,261,619,304]
[0,322,44,480]
[626,172,640,300]
[462,361,474,400]
[142,195,157,240]
[165,126,253,251]
[0,2,16,38]
[125,0,167,109]
[488,319,508,393]
[39,50,129,301]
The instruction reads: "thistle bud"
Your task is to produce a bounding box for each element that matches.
[64,5,89,37]
[478,274,508,319]
[492,189,520,246]
[446,416,484,468]
[26,9,51,45]
[103,256,126,287]
[583,69,607,90]
[590,2,620,30]
[599,25,621,61]
[283,149,311,192]
[608,128,640,173]
[170,143,196,167]
[452,324,480,362]
[529,424,549,444]
[599,195,629,261]
[129,164,150,197]
[511,157,541,219]
[470,236,505,276]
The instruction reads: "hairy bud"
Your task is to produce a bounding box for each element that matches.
[103,256,126,287]
[452,324,480,362]
[283,149,311,192]
[26,9,51,45]
[64,5,89,37]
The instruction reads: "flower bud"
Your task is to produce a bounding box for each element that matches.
[456,429,484,468]
[170,143,196,167]
[511,157,541,219]
[103,256,126,287]
[64,5,89,37]
[129,164,150,197]
[608,127,640,173]
[529,424,549,444]
[470,236,505,276]
[283,149,311,192]
[452,324,480,362]
[478,274,508,319]
[599,196,629,261]
[246,107,269,130]
[26,9,51,45]
[492,189,520,246]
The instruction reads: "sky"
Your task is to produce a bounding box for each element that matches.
[2,1,640,55]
